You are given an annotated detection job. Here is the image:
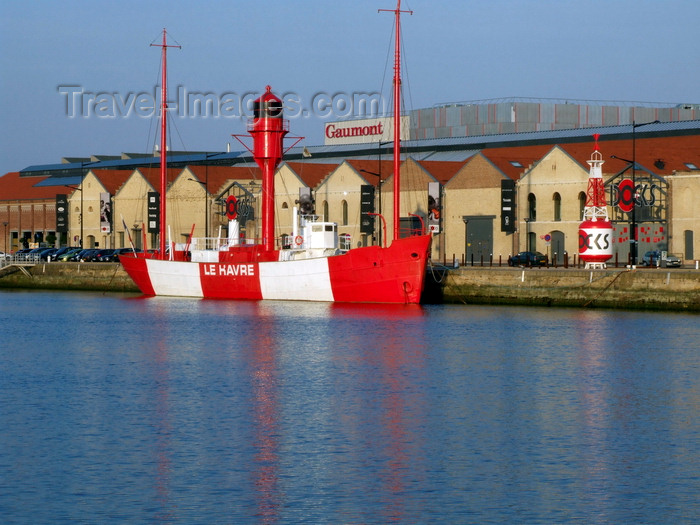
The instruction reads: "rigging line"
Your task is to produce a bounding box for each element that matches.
[144,54,162,157]
[380,15,396,116]
[167,110,188,153]
[400,24,413,116]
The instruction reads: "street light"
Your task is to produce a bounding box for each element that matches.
[64,184,83,248]
[524,218,531,251]
[611,119,660,265]
[190,152,225,244]
[359,141,392,246]
[188,177,208,244]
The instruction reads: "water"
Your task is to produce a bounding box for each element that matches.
[1,290,699,524]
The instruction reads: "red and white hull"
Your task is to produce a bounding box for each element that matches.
[121,235,431,304]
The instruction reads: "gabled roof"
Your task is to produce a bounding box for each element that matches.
[480,145,555,180]
[187,165,261,194]
[417,160,466,184]
[0,172,57,201]
[90,169,133,195]
[345,159,396,183]
[283,162,340,188]
[558,135,700,176]
[134,167,183,190]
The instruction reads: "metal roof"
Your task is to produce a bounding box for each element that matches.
[33,175,84,187]
[20,151,247,176]
[17,120,700,176]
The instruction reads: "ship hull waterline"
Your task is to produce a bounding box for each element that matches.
[120,235,432,304]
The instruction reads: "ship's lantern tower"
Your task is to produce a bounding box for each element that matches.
[248,86,289,251]
[579,134,614,268]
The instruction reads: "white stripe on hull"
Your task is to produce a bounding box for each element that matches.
[259,257,334,301]
[147,258,204,297]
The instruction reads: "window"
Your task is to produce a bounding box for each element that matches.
[341,200,348,226]
[322,201,329,221]
[578,192,586,220]
[527,193,536,221]
[553,193,561,221]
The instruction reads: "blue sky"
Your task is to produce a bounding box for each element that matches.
[1,0,698,174]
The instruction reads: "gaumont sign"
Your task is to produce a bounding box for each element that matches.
[324,116,409,145]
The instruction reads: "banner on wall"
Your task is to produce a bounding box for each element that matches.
[360,185,376,235]
[100,192,112,233]
[148,192,160,233]
[501,179,516,233]
[428,182,441,233]
[56,194,68,233]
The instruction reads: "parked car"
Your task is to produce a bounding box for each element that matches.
[21,247,53,261]
[109,247,143,262]
[55,248,82,261]
[641,250,682,268]
[39,248,59,261]
[47,247,78,261]
[79,249,101,262]
[93,249,116,262]
[0,250,12,261]
[59,248,86,262]
[508,251,548,267]
[13,248,32,260]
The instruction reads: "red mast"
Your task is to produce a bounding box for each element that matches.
[151,29,180,259]
[249,86,289,252]
[380,1,412,241]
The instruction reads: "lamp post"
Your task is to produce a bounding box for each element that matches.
[524,218,531,251]
[611,119,659,265]
[65,184,83,248]
[188,177,208,244]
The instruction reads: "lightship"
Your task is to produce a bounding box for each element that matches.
[121,2,432,303]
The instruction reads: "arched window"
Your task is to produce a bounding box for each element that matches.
[528,193,536,221]
[341,200,348,226]
[282,202,288,209]
[578,192,586,220]
[553,192,561,221]
[322,201,329,221]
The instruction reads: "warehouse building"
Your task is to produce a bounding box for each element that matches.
[2,115,699,266]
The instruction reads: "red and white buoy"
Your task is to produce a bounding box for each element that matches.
[579,134,614,268]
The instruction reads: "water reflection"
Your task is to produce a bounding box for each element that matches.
[3,292,699,523]
[246,303,281,524]
[574,311,618,521]
[330,302,429,522]
[150,302,174,523]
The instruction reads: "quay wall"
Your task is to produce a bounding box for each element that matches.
[441,267,700,311]
[0,262,139,293]
[1,262,700,311]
